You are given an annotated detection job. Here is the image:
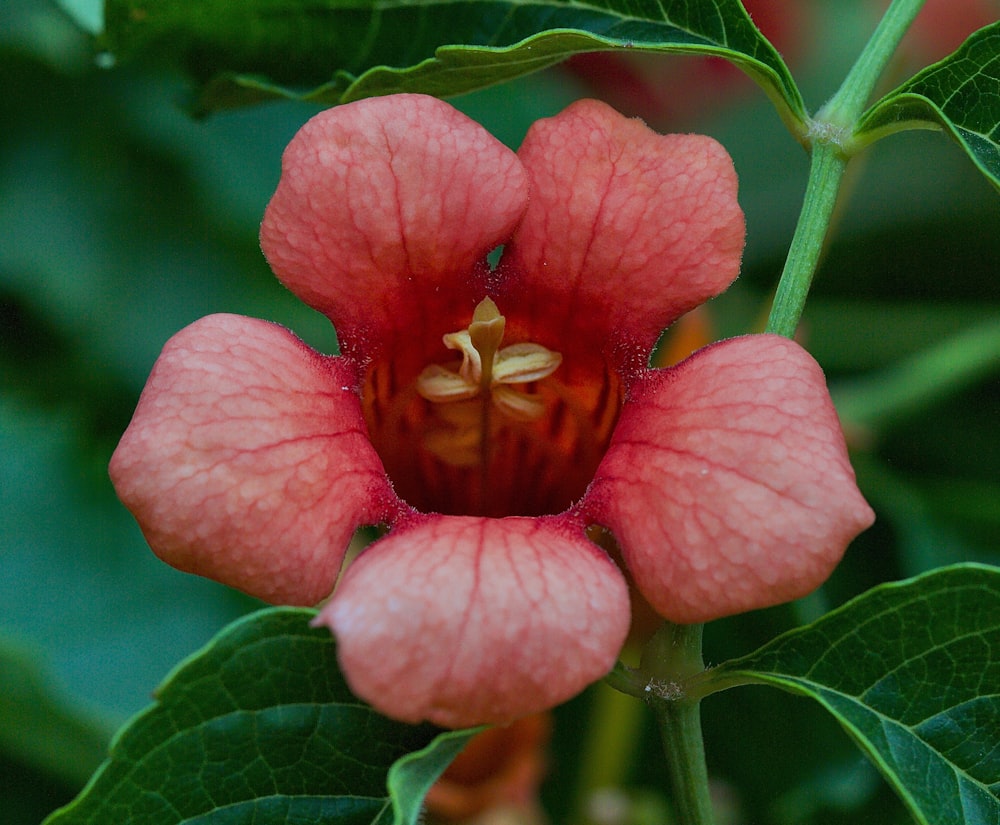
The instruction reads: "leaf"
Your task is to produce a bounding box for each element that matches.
[699,564,1000,825]
[99,0,805,128]
[386,728,483,825]
[43,608,472,825]
[0,640,114,788]
[0,396,257,721]
[854,22,1000,190]
[831,315,1000,432]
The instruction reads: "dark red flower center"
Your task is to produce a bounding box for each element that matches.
[361,296,622,518]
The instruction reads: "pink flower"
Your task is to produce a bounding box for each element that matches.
[110,94,874,728]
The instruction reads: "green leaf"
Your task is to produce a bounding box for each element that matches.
[386,727,483,825]
[0,640,114,788]
[831,315,1000,432]
[854,22,1000,190]
[43,608,471,825]
[100,0,806,129]
[699,564,1000,825]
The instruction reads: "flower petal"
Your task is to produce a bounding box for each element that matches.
[318,515,630,727]
[260,94,529,356]
[504,98,745,357]
[583,335,875,624]
[109,314,395,606]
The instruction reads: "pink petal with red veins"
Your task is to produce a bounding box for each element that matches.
[260,94,529,354]
[504,98,745,355]
[319,515,630,728]
[584,335,875,624]
[109,314,395,606]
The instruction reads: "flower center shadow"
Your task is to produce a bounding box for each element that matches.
[361,297,622,518]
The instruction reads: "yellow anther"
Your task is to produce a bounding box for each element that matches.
[493,386,547,421]
[415,363,479,403]
[441,330,482,386]
[423,424,482,467]
[493,342,562,385]
[415,297,563,468]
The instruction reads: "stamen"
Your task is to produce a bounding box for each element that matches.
[416,363,480,403]
[494,343,562,384]
[414,297,563,470]
[493,386,547,421]
[468,297,505,389]
[441,331,482,386]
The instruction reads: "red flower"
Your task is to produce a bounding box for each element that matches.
[110,94,873,728]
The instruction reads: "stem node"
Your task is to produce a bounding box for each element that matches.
[803,117,853,155]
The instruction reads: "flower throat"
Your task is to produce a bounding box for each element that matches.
[362,296,620,518]
[416,296,562,464]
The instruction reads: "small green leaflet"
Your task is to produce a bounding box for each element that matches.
[698,564,1000,825]
[43,608,477,825]
[855,22,1000,190]
[99,0,805,129]
[385,726,485,825]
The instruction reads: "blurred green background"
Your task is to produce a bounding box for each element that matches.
[2,0,998,822]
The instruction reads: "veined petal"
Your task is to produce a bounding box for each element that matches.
[504,99,745,357]
[583,335,875,624]
[109,314,395,606]
[319,515,631,728]
[260,94,529,355]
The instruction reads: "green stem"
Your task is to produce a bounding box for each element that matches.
[640,623,715,825]
[653,697,714,825]
[765,141,847,338]
[820,0,928,127]
[765,0,928,338]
